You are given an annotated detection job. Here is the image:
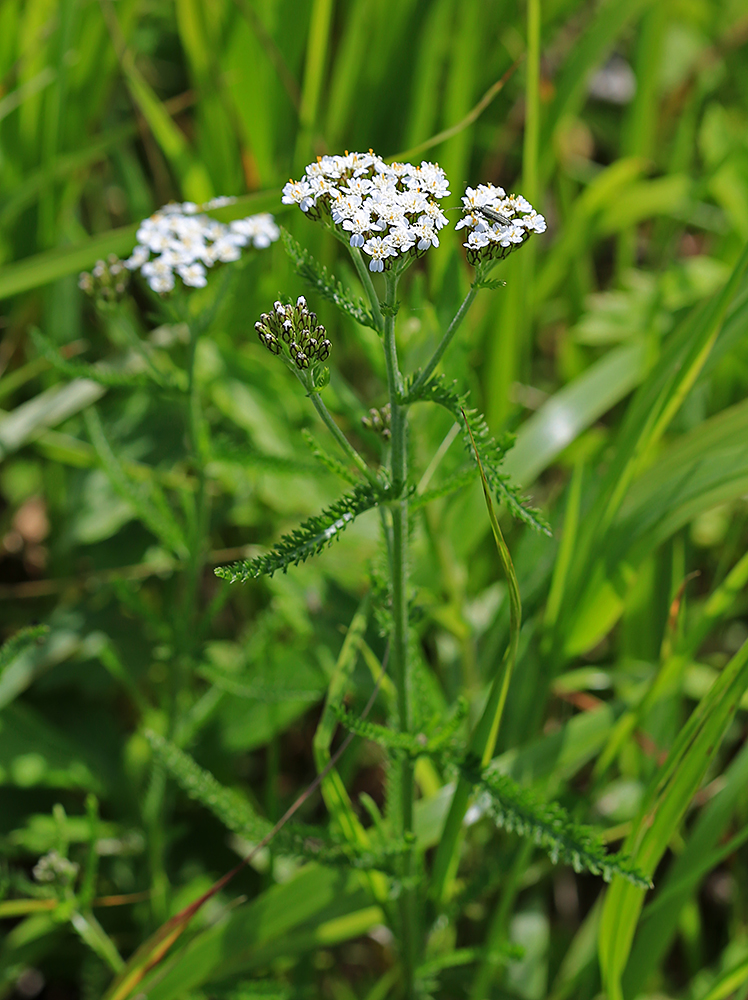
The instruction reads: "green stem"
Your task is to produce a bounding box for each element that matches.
[348,245,385,332]
[382,271,417,996]
[431,480,522,906]
[410,285,477,394]
[307,388,380,487]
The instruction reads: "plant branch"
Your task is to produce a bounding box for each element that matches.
[305,384,381,487]
[410,286,478,394]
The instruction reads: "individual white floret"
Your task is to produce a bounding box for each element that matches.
[492,223,526,247]
[407,162,450,198]
[340,176,373,198]
[230,213,280,248]
[397,190,430,216]
[386,226,417,252]
[177,262,208,287]
[371,202,407,230]
[331,194,363,224]
[282,179,315,212]
[342,209,374,247]
[411,221,440,250]
[463,230,492,250]
[362,236,398,271]
[169,230,207,265]
[520,211,547,233]
[419,202,449,230]
[503,194,533,214]
[208,236,244,263]
[369,172,399,196]
[142,255,176,293]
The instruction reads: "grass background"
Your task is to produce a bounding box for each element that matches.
[1,0,748,998]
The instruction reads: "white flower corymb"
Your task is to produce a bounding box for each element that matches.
[457,183,546,265]
[284,150,452,270]
[124,202,279,293]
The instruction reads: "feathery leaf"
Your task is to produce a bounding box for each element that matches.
[458,757,651,888]
[301,428,362,486]
[405,374,550,534]
[31,328,178,390]
[215,482,382,581]
[0,625,49,675]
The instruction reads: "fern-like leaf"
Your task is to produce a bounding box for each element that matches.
[457,757,651,888]
[146,732,407,871]
[197,663,324,702]
[31,328,177,390]
[84,408,189,559]
[146,730,272,842]
[0,625,49,675]
[281,229,378,330]
[405,374,550,535]
[332,696,468,757]
[301,428,362,486]
[215,482,381,581]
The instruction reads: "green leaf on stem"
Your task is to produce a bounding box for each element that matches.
[404,374,550,534]
[215,483,383,581]
[457,757,651,889]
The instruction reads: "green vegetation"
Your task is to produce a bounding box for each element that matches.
[1,1,748,999]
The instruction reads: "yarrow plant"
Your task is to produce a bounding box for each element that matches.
[208,151,648,998]
[50,157,645,1000]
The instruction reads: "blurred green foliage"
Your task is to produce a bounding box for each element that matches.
[2,0,748,998]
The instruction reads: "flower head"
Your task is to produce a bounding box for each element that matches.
[79,254,129,304]
[285,151,451,272]
[122,200,279,293]
[456,183,546,265]
[255,296,332,390]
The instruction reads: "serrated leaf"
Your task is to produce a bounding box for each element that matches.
[84,408,188,559]
[301,428,362,485]
[0,625,48,676]
[215,483,382,581]
[31,328,176,390]
[461,759,651,889]
[145,730,272,843]
[280,229,378,330]
[404,374,550,534]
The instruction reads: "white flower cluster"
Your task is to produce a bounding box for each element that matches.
[282,151,450,272]
[33,850,79,885]
[456,184,547,265]
[124,197,280,293]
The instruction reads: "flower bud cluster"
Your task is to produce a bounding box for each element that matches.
[255,296,332,371]
[78,254,129,302]
[282,150,450,273]
[456,184,547,265]
[361,403,391,441]
[123,197,280,294]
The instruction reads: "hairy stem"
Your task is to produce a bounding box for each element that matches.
[382,271,417,994]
